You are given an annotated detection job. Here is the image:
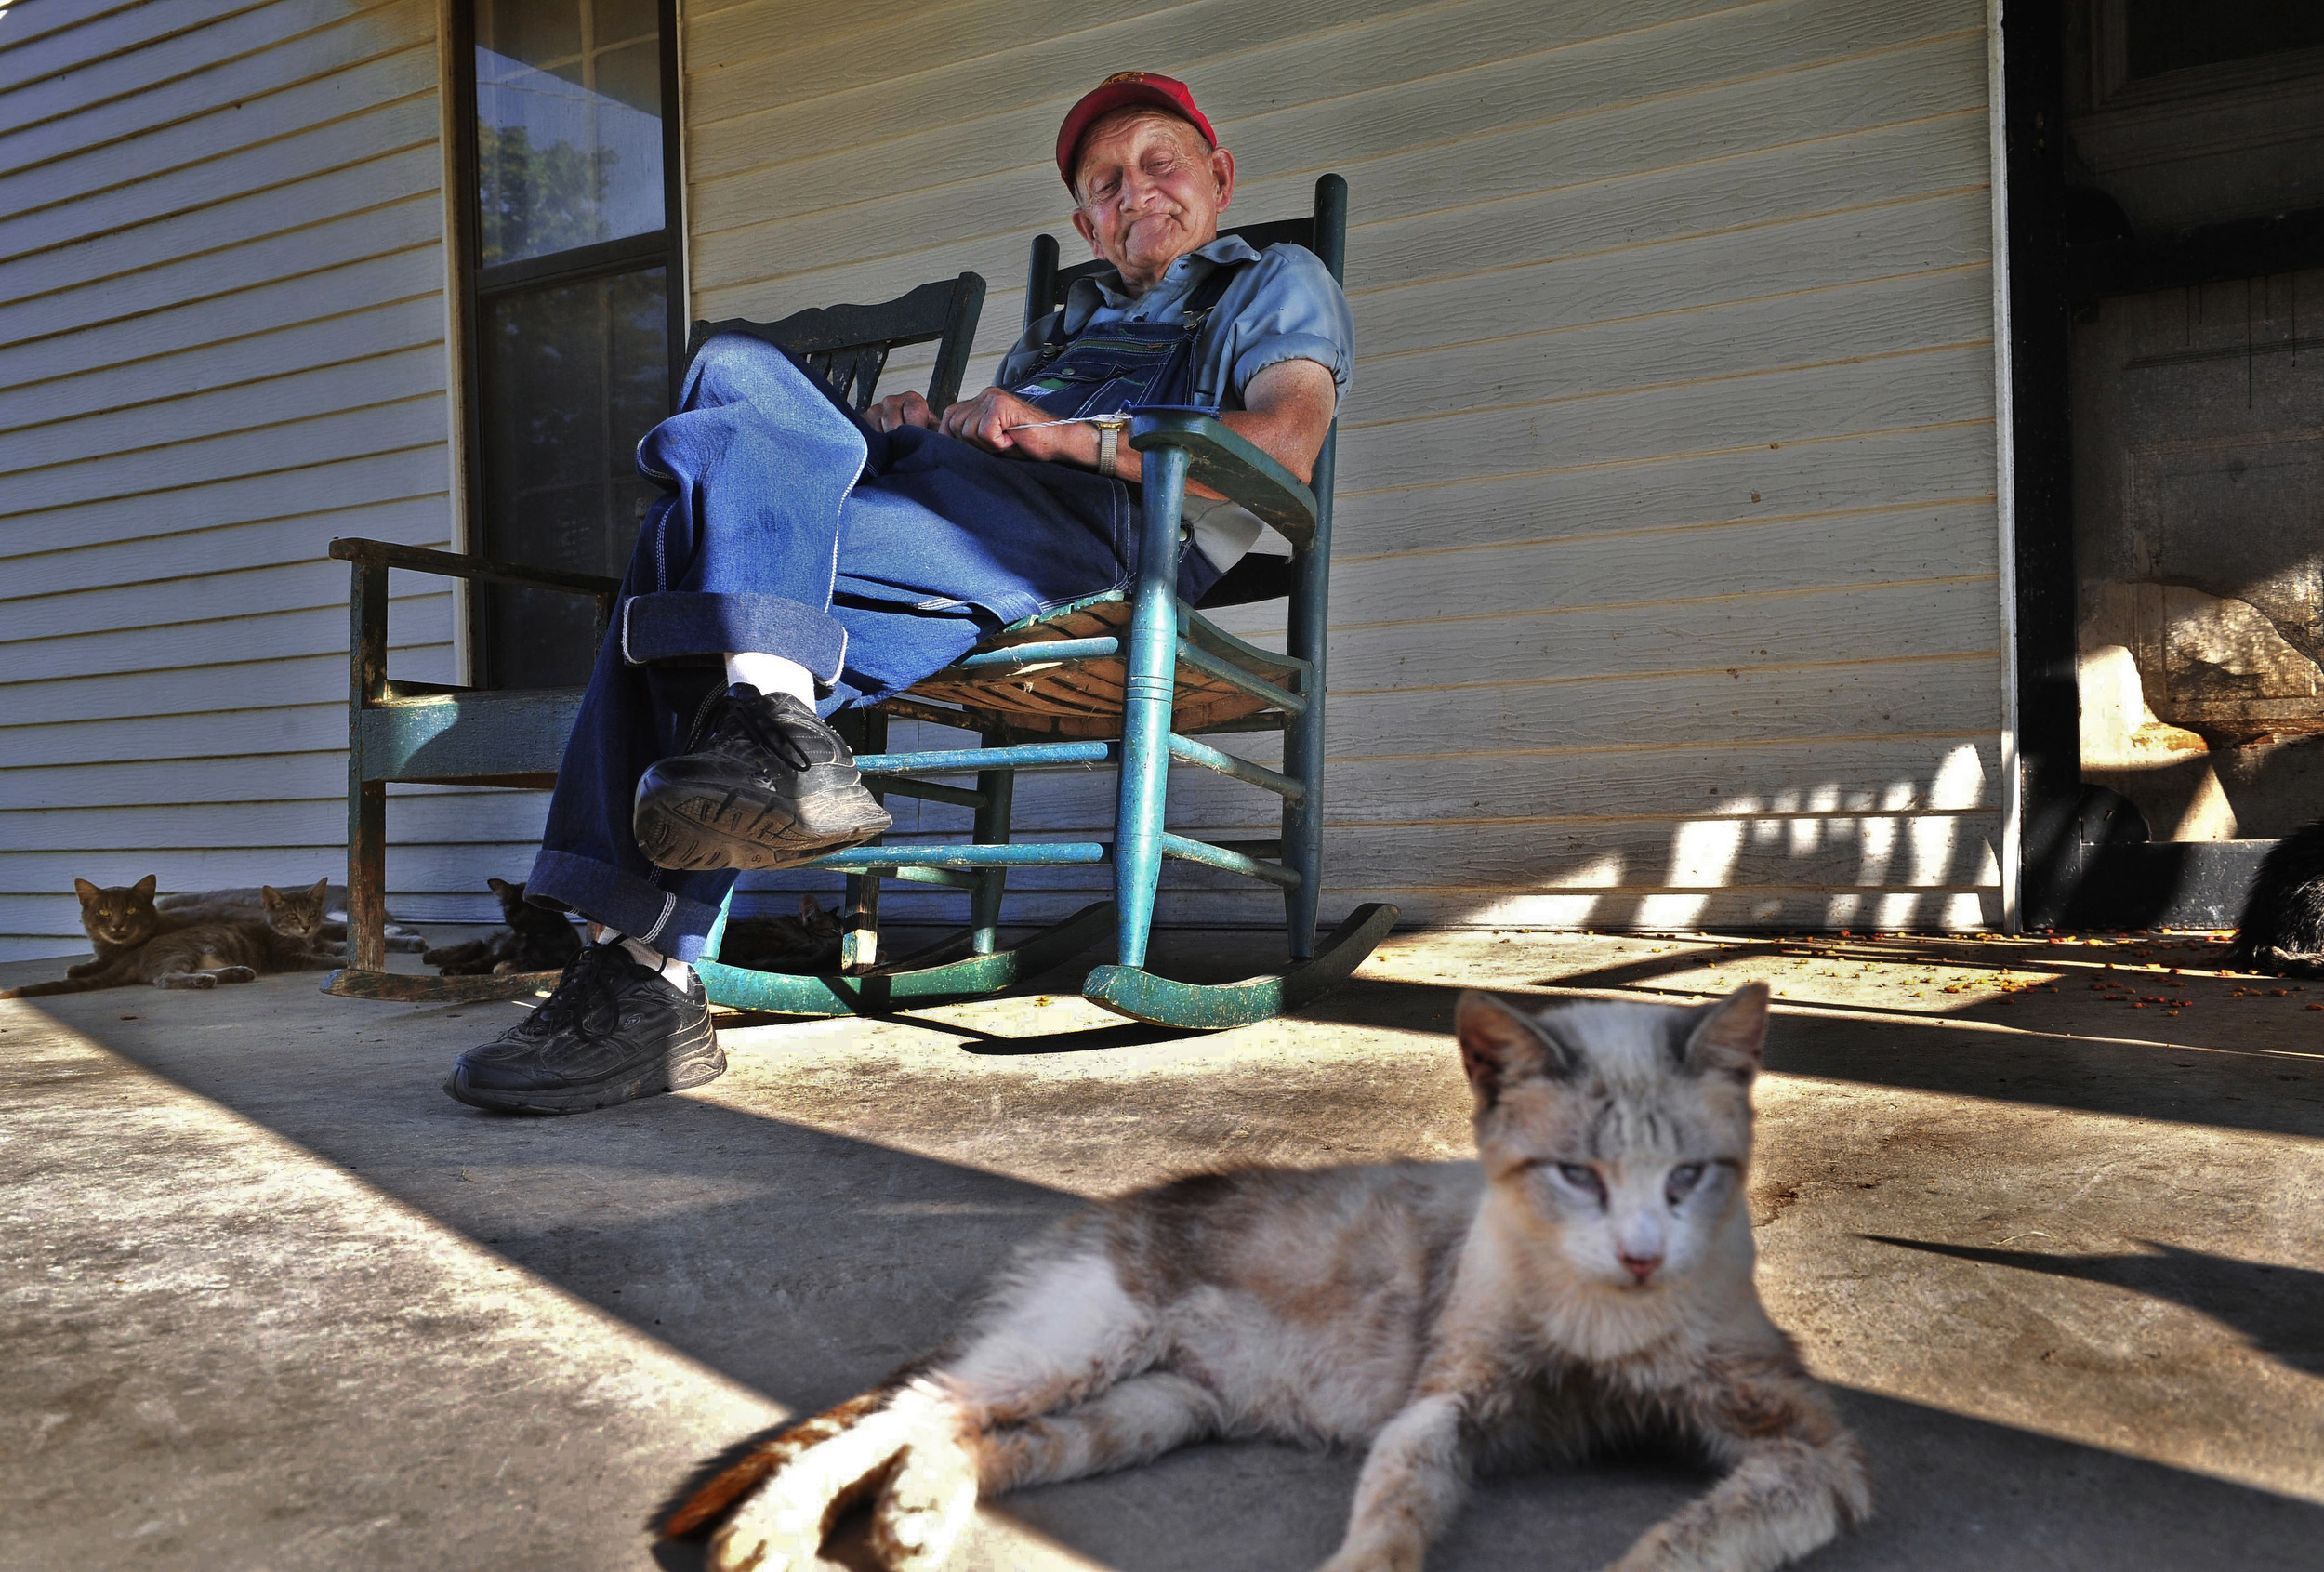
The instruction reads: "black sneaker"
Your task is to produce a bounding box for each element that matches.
[443,943,722,1115]
[632,684,891,872]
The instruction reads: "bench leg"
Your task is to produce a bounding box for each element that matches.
[1111,444,1192,970]
[841,709,888,972]
[348,778,388,972]
[970,757,1013,955]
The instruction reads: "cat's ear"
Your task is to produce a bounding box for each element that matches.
[133,874,157,900]
[1682,984,1768,1084]
[309,878,329,902]
[75,878,100,905]
[799,893,820,921]
[487,878,512,895]
[1455,991,1576,1108]
[260,885,282,907]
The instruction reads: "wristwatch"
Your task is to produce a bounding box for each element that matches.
[1094,415,1129,478]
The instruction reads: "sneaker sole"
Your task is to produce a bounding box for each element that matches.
[443,1024,726,1116]
[633,790,890,872]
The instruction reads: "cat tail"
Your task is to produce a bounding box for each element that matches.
[0,972,111,998]
[666,1379,976,1572]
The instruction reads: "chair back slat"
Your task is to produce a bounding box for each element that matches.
[689,271,986,413]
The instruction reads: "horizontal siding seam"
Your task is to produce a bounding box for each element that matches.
[0,214,441,358]
[0,316,449,444]
[1354,262,1993,370]
[0,0,413,148]
[1326,729,1998,765]
[1335,502,2000,567]
[0,494,451,569]
[1340,337,1997,435]
[0,147,442,312]
[1329,647,2000,699]
[0,588,449,651]
[1337,417,1995,501]
[0,26,430,199]
[0,399,443,511]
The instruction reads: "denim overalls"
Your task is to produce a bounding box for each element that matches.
[1008,256,1247,420]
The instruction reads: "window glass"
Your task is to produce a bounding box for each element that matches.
[480,268,668,688]
[475,0,666,265]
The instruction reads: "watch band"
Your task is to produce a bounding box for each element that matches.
[1097,421,1120,479]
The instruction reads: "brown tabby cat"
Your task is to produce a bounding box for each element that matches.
[667,984,1867,1572]
[718,893,844,973]
[2,878,342,997]
[420,878,585,976]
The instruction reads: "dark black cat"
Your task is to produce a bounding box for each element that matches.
[2226,818,2324,978]
[422,878,584,976]
[718,893,844,973]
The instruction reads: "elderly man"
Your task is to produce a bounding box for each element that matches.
[443,73,1353,1114]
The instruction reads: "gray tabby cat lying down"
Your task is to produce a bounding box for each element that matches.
[159,884,426,952]
[668,984,1868,1572]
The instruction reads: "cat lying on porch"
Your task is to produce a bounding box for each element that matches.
[665,984,1868,1572]
[2,877,346,997]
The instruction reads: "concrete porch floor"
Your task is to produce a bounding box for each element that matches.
[4,927,2320,1570]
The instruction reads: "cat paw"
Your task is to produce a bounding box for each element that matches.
[384,934,429,953]
[215,966,258,984]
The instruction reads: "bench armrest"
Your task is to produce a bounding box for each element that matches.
[329,537,622,600]
[1128,412,1317,548]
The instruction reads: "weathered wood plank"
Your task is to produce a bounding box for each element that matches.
[0,0,430,176]
[0,0,391,133]
[0,494,449,600]
[0,446,449,560]
[0,341,445,480]
[0,141,440,312]
[0,294,443,438]
[0,639,453,731]
[1,588,453,686]
[1339,344,1995,496]
[0,392,446,519]
[0,192,440,353]
[0,39,435,244]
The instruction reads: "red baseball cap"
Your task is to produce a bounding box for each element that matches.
[1055,72,1217,190]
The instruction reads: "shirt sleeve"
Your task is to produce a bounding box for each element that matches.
[1222,244,1355,407]
[993,316,1059,393]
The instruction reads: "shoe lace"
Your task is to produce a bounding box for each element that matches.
[525,943,631,1034]
[709,689,813,773]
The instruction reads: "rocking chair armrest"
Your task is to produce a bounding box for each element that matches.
[1128,411,1317,548]
[329,537,622,600]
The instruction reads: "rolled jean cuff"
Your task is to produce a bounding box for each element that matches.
[620,591,848,681]
[523,849,726,965]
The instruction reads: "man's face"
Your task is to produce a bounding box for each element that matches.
[1069,109,1235,292]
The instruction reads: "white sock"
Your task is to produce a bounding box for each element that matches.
[724,651,816,706]
[603,931,695,991]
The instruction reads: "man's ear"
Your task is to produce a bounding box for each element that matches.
[74,878,99,905]
[1684,983,1769,1084]
[1455,991,1575,1110]
[1209,143,1235,209]
[1069,204,1099,255]
[133,874,157,900]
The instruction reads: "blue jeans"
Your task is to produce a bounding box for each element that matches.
[524,336,1218,959]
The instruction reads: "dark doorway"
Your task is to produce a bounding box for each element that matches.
[2008,0,2324,927]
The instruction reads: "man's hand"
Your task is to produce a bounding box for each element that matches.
[867,390,941,433]
[937,388,1096,465]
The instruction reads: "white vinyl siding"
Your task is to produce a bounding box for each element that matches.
[681,0,2005,931]
[0,0,529,960]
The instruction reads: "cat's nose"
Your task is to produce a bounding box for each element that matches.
[1618,1252,1662,1285]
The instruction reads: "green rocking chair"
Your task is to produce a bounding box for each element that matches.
[696,174,1393,1028]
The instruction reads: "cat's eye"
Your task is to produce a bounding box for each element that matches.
[1666,1164,1706,1205]
[1555,1163,1606,1203]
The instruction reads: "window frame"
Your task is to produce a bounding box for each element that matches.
[449,0,687,687]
